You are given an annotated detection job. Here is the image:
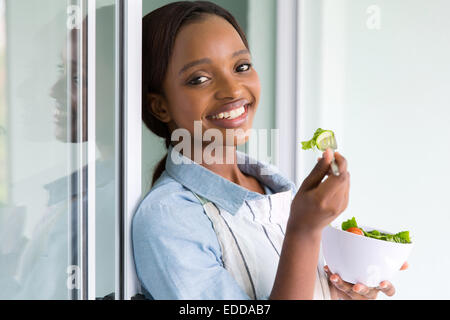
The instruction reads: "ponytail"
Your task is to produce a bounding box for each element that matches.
[151,138,170,186]
[152,154,168,186]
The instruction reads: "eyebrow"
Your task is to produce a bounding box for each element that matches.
[178,49,250,75]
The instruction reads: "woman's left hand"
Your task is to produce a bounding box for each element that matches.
[324,262,409,300]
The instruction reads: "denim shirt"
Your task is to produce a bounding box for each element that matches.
[132,146,297,300]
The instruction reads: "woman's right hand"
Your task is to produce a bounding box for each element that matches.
[288,149,350,236]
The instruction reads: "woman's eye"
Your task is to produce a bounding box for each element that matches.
[188,76,209,85]
[236,63,252,72]
[57,63,65,74]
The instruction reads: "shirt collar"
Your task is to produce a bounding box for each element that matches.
[165,145,296,215]
[44,159,114,206]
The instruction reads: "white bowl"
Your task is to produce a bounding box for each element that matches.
[322,225,413,287]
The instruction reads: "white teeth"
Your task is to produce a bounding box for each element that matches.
[212,106,246,120]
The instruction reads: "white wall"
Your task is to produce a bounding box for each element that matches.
[299,0,450,299]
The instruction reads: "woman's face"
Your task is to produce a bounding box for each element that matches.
[161,14,261,146]
[50,29,86,143]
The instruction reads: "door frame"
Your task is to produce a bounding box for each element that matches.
[275,0,301,185]
[115,0,142,300]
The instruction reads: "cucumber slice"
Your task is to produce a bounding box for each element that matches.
[315,131,337,151]
[301,128,337,151]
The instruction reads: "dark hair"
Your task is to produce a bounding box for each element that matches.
[142,1,249,186]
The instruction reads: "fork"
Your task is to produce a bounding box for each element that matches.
[318,135,340,176]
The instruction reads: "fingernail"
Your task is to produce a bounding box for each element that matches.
[353,285,362,293]
[330,275,338,283]
[380,282,388,289]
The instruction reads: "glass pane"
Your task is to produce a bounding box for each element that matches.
[0,0,80,299]
[95,1,116,299]
[300,0,450,299]
[0,0,117,299]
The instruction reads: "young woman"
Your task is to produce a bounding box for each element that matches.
[132,1,404,300]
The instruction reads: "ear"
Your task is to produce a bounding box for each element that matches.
[147,93,171,123]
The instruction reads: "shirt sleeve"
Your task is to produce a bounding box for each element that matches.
[131,195,251,300]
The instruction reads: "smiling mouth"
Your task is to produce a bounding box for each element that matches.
[206,98,252,120]
[205,104,251,130]
[209,104,248,120]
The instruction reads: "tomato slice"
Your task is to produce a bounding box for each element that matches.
[346,227,364,236]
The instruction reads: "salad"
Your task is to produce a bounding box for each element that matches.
[342,217,412,244]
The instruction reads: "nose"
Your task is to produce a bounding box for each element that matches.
[214,73,243,101]
[50,76,66,102]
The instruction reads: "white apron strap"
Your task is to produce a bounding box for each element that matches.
[192,192,257,300]
[270,191,331,300]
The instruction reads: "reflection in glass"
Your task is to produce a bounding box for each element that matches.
[0,2,116,299]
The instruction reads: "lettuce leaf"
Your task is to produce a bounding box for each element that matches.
[301,128,327,150]
[341,217,358,230]
[393,231,411,244]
